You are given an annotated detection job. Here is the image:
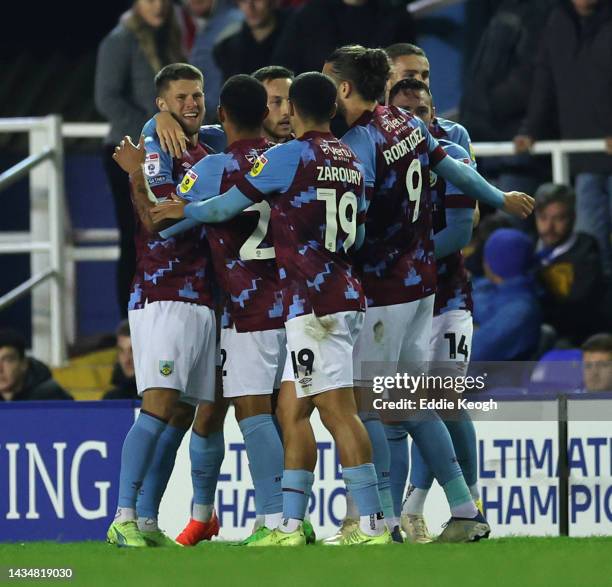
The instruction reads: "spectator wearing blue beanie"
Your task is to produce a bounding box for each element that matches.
[471,228,542,361]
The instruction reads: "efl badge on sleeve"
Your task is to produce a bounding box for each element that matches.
[179,169,198,193]
[144,152,160,177]
[469,142,476,163]
[159,360,174,377]
[249,155,268,177]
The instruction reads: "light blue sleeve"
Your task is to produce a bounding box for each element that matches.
[159,155,225,239]
[433,156,505,209]
[341,127,376,187]
[241,142,300,196]
[184,186,254,223]
[142,132,174,191]
[440,142,475,195]
[433,208,474,259]
[412,116,442,157]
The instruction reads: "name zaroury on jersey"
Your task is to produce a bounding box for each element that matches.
[382,127,425,165]
[317,165,362,185]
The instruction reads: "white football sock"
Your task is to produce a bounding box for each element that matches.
[386,516,400,531]
[278,517,301,533]
[253,514,265,531]
[265,512,283,530]
[451,501,478,519]
[192,503,213,522]
[359,513,385,536]
[137,517,159,532]
[469,484,480,501]
[346,493,359,520]
[402,486,429,516]
[114,507,136,523]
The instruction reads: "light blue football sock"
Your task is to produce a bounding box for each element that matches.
[445,414,478,487]
[409,442,434,490]
[190,430,225,506]
[118,412,167,509]
[342,463,382,517]
[360,414,394,523]
[137,424,187,519]
[239,414,283,515]
[282,469,314,520]
[384,423,409,517]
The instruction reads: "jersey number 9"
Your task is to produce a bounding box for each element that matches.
[316,188,357,253]
[406,159,423,222]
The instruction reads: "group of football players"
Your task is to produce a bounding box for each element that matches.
[106,42,534,548]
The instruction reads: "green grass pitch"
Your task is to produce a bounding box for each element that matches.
[1,538,612,587]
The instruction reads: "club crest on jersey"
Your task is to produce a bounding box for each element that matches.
[249,155,268,177]
[180,169,198,193]
[159,360,174,377]
[144,152,160,177]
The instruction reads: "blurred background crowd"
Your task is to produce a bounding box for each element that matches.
[1,0,611,399]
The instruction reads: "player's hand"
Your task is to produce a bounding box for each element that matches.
[155,111,187,158]
[513,134,534,153]
[150,192,188,222]
[113,135,145,175]
[605,137,612,155]
[502,191,535,218]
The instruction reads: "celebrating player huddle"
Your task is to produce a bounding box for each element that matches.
[108,44,534,548]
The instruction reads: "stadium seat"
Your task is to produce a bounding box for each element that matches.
[528,348,583,394]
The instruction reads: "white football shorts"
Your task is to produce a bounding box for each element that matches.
[284,310,364,398]
[220,326,286,398]
[353,294,435,384]
[128,300,216,405]
[429,309,473,376]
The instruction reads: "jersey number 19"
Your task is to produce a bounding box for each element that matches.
[316,188,357,253]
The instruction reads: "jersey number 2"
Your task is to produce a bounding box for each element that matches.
[239,201,276,261]
[316,189,357,253]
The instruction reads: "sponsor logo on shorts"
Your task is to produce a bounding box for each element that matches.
[159,360,174,376]
[299,376,312,387]
[249,155,268,177]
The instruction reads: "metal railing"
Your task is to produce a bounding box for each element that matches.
[0,117,608,366]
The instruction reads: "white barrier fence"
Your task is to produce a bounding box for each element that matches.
[0,117,607,366]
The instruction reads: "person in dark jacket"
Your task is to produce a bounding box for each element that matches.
[0,330,72,402]
[95,0,185,316]
[534,183,607,345]
[514,0,612,276]
[271,0,415,75]
[103,320,138,400]
[472,228,542,361]
[460,0,558,194]
[213,0,288,82]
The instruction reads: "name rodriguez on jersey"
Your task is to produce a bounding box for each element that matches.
[382,126,425,165]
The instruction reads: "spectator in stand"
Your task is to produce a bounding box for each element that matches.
[460,0,557,195]
[271,0,415,75]
[582,333,612,392]
[103,320,138,400]
[514,0,612,276]
[534,183,605,345]
[0,330,72,402]
[471,228,541,361]
[189,0,244,122]
[213,0,288,84]
[95,0,185,317]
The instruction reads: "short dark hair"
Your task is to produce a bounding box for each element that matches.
[220,74,268,130]
[325,45,391,102]
[582,333,612,353]
[0,329,26,359]
[534,183,576,218]
[386,43,427,60]
[288,72,337,124]
[252,65,294,83]
[155,63,204,96]
[388,77,432,105]
[116,319,130,339]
